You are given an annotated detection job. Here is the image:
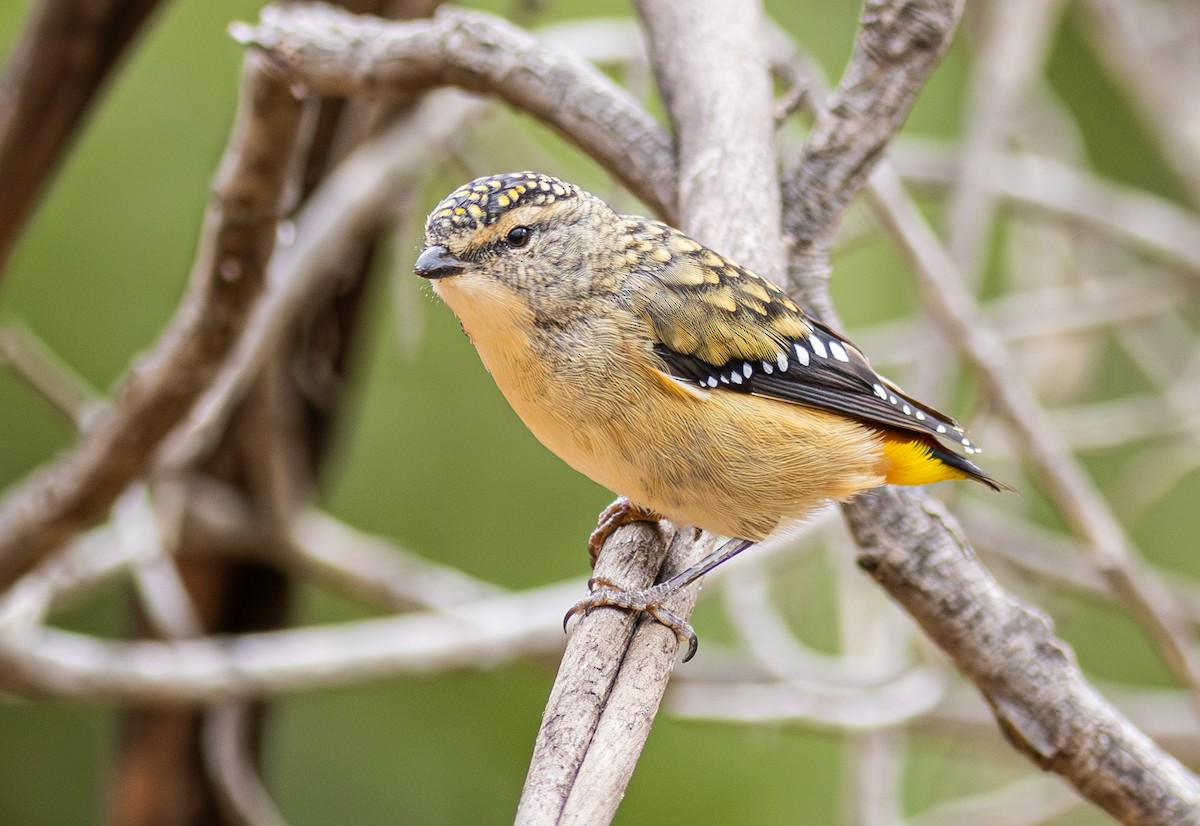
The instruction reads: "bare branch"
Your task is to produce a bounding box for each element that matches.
[0,52,307,590]
[231,3,678,220]
[0,575,575,702]
[944,0,1067,279]
[1081,0,1200,207]
[777,1,1200,820]
[117,486,290,826]
[0,0,164,276]
[896,144,1200,274]
[910,774,1082,826]
[0,322,103,428]
[158,88,487,470]
[845,488,1200,823]
[783,0,965,313]
[866,162,1200,703]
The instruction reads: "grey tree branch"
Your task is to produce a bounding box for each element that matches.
[776,0,1200,822]
[0,574,574,702]
[783,0,966,313]
[0,51,307,591]
[846,489,1200,823]
[866,163,1200,707]
[895,143,1200,274]
[944,0,1066,280]
[230,4,678,221]
[0,0,164,277]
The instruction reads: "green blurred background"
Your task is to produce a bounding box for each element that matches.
[0,1,1192,823]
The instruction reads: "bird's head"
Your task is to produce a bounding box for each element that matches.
[415,172,624,321]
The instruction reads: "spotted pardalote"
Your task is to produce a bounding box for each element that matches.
[415,171,1006,655]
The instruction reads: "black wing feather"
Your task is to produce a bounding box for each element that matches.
[652,321,981,457]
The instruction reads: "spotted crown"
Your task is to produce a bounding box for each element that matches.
[426,172,582,233]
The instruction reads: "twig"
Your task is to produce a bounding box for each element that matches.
[204,703,291,826]
[866,162,1200,705]
[0,51,307,590]
[231,3,678,221]
[551,531,720,826]
[844,730,906,826]
[514,520,681,824]
[909,774,1082,826]
[0,323,103,429]
[0,574,575,702]
[944,0,1067,279]
[158,88,488,470]
[1081,0,1200,207]
[0,0,164,276]
[289,509,506,611]
[667,666,947,729]
[777,1,1200,820]
[895,144,1200,274]
[114,486,291,826]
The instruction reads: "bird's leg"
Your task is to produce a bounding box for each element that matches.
[565,537,756,661]
[587,495,664,565]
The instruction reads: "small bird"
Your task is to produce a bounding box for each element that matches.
[415,171,1006,659]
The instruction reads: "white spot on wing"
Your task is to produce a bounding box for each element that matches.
[809,336,828,358]
[777,354,789,372]
[730,371,743,385]
[742,362,753,378]
[762,361,773,374]
[828,341,849,362]
[793,343,810,366]
[873,383,887,400]
[936,425,947,433]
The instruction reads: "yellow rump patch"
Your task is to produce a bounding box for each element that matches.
[879,436,968,487]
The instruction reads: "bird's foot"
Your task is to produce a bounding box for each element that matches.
[588,496,664,564]
[563,576,699,662]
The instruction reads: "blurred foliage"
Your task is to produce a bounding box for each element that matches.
[0,1,1190,824]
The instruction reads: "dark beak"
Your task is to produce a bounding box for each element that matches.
[414,245,468,279]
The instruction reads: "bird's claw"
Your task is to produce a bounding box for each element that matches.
[587,497,664,565]
[563,576,700,662]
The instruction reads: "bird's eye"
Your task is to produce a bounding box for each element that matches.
[506,226,531,248]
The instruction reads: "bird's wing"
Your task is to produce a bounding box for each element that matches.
[629,226,986,461]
